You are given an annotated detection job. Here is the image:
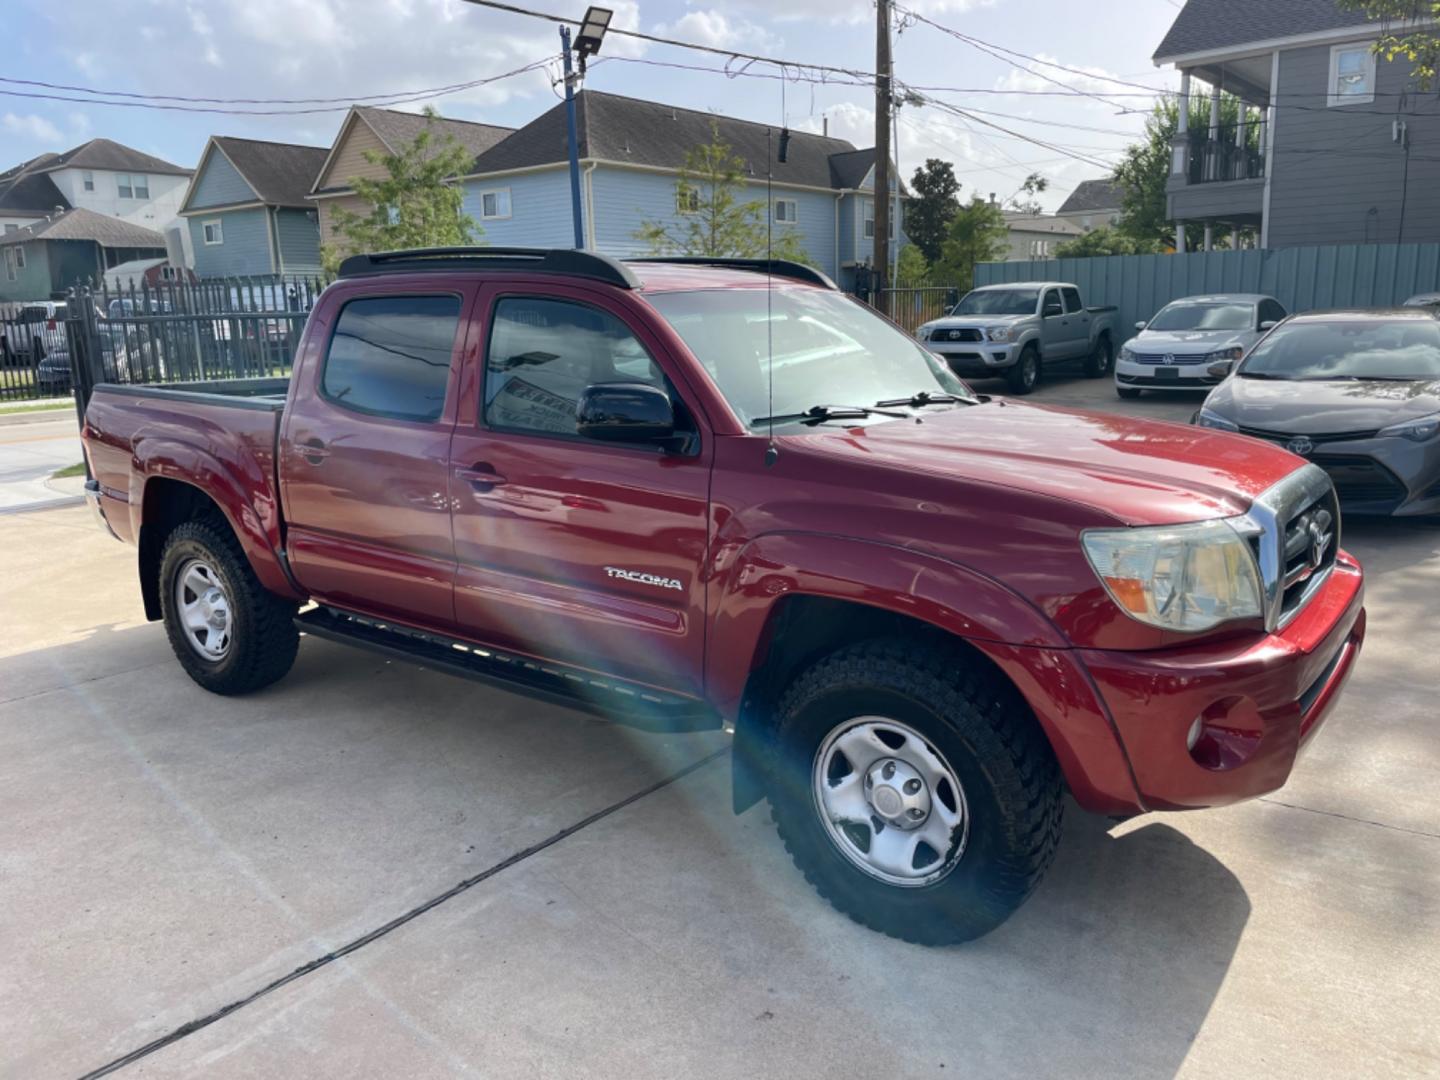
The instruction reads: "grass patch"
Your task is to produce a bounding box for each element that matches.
[51,462,87,479]
[0,401,70,416]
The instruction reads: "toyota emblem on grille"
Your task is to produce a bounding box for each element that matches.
[1286,436,1314,456]
[949,329,962,340]
[1307,509,1334,569]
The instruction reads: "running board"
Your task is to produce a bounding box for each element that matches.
[295,606,721,732]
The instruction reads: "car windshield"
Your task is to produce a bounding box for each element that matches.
[645,287,976,427]
[1148,301,1254,332]
[1239,318,1440,381]
[950,288,1039,316]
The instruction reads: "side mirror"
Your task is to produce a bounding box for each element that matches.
[1259,320,1278,331]
[1207,360,1234,379]
[1134,321,1147,332]
[577,382,676,444]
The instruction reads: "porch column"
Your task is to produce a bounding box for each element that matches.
[1231,227,1241,249]
[1235,103,1248,179]
[1172,71,1192,178]
[1204,223,1214,251]
[1176,220,1186,253]
[1207,83,1222,179]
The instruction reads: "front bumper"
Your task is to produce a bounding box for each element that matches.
[1236,430,1440,517]
[1115,356,1220,390]
[926,340,1019,377]
[1078,552,1365,811]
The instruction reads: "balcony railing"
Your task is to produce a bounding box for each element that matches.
[1187,122,1266,184]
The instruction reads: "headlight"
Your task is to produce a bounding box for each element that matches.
[916,327,931,341]
[1202,346,1245,362]
[1379,413,1440,442]
[1195,407,1239,432]
[986,326,1013,342]
[1082,518,1264,632]
[1119,345,1135,361]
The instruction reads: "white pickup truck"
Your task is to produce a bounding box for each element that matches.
[917,281,1120,394]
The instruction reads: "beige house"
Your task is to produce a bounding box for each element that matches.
[1000,212,1085,262]
[308,107,514,257]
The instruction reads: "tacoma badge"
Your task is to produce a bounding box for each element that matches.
[604,566,684,592]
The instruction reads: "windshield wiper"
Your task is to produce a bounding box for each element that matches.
[874,390,973,408]
[752,404,911,427]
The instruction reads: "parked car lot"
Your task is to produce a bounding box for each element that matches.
[3,368,1436,1077]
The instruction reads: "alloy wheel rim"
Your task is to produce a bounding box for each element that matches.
[812,716,969,887]
[1024,354,1038,386]
[174,557,232,661]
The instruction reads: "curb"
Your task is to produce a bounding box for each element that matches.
[0,408,75,428]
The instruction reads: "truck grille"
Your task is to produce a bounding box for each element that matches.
[1240,465,1340,631]
[1278,490,1338,624]
[929,327,983,343]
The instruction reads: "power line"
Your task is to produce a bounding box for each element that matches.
[0,73,514,106]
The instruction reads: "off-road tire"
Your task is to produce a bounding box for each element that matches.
[1083,335,1113,378]
[1115,386,1143,400]
[766,638,1064,945]
[1004,345,1041,395]
[159,519,299,695]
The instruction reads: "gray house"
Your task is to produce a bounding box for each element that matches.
[180,137,329,278]
[0,208,167,303]
[1155,0,1440,250]
[1055,179,1122,232]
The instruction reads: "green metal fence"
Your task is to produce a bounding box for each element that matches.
[975,243,1440,340]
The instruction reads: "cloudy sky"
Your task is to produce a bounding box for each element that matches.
[3,0,1184,212]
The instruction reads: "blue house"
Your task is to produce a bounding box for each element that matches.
[180,137,329,278]
[456,91,906,289]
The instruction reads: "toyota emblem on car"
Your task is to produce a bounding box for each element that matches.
[1286,436,1314,456]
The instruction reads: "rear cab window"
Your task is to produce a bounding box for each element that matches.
[1061,287,1083,313]
[320,295,461,422]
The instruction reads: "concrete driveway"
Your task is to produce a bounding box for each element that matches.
[1,374,1436,1079]
[0,410,84,513]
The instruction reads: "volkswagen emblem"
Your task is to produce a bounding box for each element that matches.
[1162,354,1176,365]
[1286,436,1314,456]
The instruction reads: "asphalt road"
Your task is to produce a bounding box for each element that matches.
[1,373,1436,1079]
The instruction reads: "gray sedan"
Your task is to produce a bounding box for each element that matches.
[1195,308,1440,516]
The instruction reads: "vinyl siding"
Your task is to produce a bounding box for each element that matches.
[187,147,259,211]
[1268,41,1440,248]
[188,207,274,277]
[848,194,909,267]
[461,169,575,248]
[315,117,391,191]
[0,242,55,302]
[274,208,322,274]
[315,193,371,257]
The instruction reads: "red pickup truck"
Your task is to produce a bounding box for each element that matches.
[81,249,1365,944]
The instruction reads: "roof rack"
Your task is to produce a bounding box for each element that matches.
[625,257,837,290]
[336,247,641,289]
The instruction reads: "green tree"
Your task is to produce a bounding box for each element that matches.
[1337,1,1440,87]
[1112,94,1256,252]
[323,107,480,273]
[1054,226,1158,259]
[635,121,809,263]
[1005,172,1049,215]
[903,158,961,265]
[894,242,931,284]
[934,196,1009,292]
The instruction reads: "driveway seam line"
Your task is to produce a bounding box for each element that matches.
[0,660,172,708]
[76,745,730,1079]
[1258,796,1440,840]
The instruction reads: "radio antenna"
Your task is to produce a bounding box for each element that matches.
[764,123,778,467]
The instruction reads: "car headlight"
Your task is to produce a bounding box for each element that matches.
[1082,518,1264,633]
[986,326,1013,342]
[1195,407,1239,432]
[916,327,931,341]
[1119,345,1136,361]
[1202,346,1245,362]
[1378,413,1440,442]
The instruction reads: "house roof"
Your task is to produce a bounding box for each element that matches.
[0,207,167,248]
[1153,0,1379,61]
[1056,178,1122,214]
[38,138,191,177]
[312,107,515,195]
[469,91,896,193]
[1003,212,1086,236]
[208,136,330,207]
[0,157,69,217]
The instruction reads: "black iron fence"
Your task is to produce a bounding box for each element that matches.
[1,274,326,403]
[877,286,961,334]
[1188,122,1266,184]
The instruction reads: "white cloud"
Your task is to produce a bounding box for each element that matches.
[3,113,63,142]
[654,11,780,52]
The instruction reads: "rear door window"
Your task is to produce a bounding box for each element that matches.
[1061,287,1083,313]
[321,295,460,422]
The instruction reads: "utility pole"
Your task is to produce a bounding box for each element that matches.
[873,0,892,316]
[560,25,586,249]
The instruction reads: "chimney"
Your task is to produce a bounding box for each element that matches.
[989,192,997,205]
[823,117,829,137]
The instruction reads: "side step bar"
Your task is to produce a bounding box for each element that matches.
[295,606,721,733]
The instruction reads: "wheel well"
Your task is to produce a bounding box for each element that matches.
[137,478,229,621]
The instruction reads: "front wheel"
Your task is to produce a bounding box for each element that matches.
[1004,346,1041,395]
[159,519,299,695]
[765,639,1064,945]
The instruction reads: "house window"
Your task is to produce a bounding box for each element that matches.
[774,198,798,224]
[1329,44,1376,106]
[3,248,16,282]
[479,188,512,220]
[82,171,94,192]
[863,200,875,239]
[160,265,178,281]
[202,219,224,245]
[13,245,24,269]
[1029,239,1051,258]
[134,174,150,199]
[117,173,133,199]
[676,188,701,215]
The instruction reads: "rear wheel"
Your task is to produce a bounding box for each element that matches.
[1084,336,1113,377]
[1004,345,1041,395]
[159,519,299,695]
[765,639,1064,945]
[1115,385,1143,400]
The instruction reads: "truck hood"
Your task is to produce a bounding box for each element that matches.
[920,314,1026,334]
[1206,375,1440,433]
[791,400,1301,525]
[1129,328,1247,354]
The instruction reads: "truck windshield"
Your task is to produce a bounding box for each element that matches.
[1239,318,1440,381]
[1149,301,1253,332]
[646,287,975,427]
[950,289,1039,316]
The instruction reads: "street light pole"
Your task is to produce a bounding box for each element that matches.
[560,25,586,250]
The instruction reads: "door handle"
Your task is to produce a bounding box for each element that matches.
[456,463,506,492]
[296,438,330,465]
